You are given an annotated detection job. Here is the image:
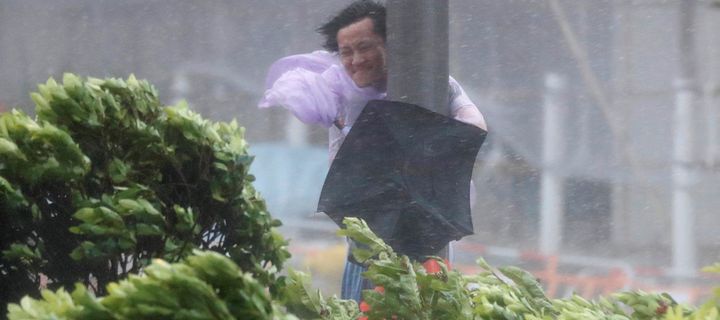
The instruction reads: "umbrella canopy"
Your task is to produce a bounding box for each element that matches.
[318,100,487,259]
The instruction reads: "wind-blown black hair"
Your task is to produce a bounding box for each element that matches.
[317,0,386,52]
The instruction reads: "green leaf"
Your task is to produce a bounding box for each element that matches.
[2,244,41,263]
[135,223,163,236]
[117,198,142,213]
[108,158,129,183]
[73,207,100,223]
[0,137,26,160]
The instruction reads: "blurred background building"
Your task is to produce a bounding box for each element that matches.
[1,0,719,302]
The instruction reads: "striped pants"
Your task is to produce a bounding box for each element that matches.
[340,257,372,302]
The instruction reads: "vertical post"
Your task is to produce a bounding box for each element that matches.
[672,0,697,277]
[285,116,309,146]
[170,73,189,105]
[284,7,310,147]
[386,1,449,259]
[540,73,567,255]
[386,0,449,115]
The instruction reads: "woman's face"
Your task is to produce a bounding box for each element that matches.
[337,17,387,88]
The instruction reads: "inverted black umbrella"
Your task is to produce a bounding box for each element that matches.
[317,100,487,259]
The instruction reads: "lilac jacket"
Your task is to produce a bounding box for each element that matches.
[259,50,484,161]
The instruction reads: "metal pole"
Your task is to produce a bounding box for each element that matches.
[540,73,567,255]
[672,0,697,276]
[386,0,449,115]
[386,0,449,260]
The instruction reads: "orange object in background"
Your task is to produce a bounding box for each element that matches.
[423,258,450,273]
[359,300,371,313]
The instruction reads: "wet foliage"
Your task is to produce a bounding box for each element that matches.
[0,74,289,317]
[8,251,296,320]
[7,217,720,319]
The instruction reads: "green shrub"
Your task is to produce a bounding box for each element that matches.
[7,250,296,320]
[284,218,718,320]
[6,217,720,319]
[0,74,289,317]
